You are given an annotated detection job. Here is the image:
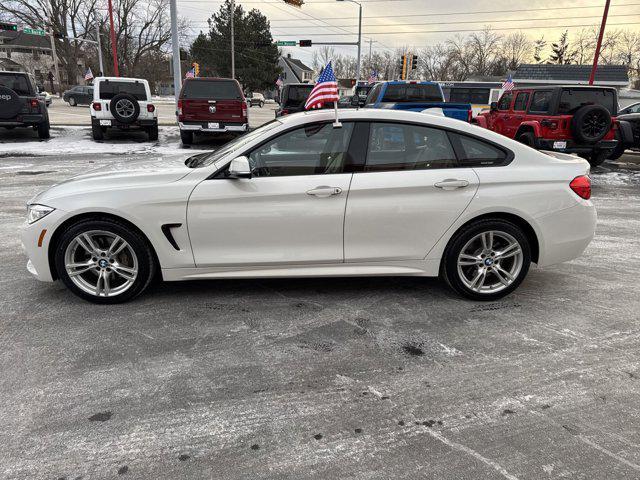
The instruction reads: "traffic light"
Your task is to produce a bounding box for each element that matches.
[0,22,18,32]
[411,54,418,71]
[398,54,407,80]
[299,39,312,47]
[192,62,200,76]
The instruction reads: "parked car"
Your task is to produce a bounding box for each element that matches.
[610,111,640,158]
[63,85,94,106]
[248,92,265,108]
[36,86,53,107]
[90,77,158,141]
[276,83,314,116]
[337,95,356,108]
[21,109,596,304]
[354,84,374,107]
[177,77,248,145]
[364,81,472,122]
[619,101,640,115]
[475,86,632,167]
[0,70,50,139]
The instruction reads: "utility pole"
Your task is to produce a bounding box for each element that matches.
[589,0,611,85]
[45,3,61,95]
[170,0,181,103]
[356,1,362,84]
[107,0,119,76]
[95,22,104,75]
[230,0,235,79]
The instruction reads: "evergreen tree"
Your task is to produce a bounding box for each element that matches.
[533,36,547,64]
[549,31,576,64]
[190,0,280,92]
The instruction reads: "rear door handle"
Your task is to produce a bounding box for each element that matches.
[306,186,342,197]
[434,179,470,190]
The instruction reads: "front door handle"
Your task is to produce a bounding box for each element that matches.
[435,179,470,190]
[306,186,342,197]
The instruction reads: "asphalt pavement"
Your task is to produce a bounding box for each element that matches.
[1,149,640,479]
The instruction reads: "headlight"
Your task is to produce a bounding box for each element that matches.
[26,204,55,224]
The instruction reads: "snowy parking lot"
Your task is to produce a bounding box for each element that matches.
[1,144,640,478]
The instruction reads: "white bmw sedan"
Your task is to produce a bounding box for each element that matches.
[21,109,596,304]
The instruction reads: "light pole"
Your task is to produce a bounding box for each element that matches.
[336,0,362,84]
[169,0,181,103]
[230,0,235,79]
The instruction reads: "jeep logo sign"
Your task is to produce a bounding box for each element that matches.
[0,94,12,101]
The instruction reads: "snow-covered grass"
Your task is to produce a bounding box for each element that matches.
[0,126,214,157]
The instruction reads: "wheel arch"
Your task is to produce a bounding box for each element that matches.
[515,123,539,140]
[440,212,540,267]
[47,211,161,281]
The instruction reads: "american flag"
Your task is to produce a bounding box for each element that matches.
[185,67,195,79]
[84,67,93,81]
[275,74,283,89]
[305,61,339,110]
[502,73,515,91]
[368,70,378,85]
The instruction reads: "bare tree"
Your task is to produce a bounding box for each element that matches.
[466,27,502,76]
[500,32,532,71]
[573,28,596,65]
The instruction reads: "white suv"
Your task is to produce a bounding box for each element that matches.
[90,77,158,141]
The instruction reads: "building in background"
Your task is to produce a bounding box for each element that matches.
[512,64,629,89]
[278,53,313,86]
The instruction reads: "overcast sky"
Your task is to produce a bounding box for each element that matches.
[177,0,640,66]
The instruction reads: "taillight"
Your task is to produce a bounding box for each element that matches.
[147,103,155,113]
[570,175,591,200]
[177,99,183,116]
[467,108,473,123]
[30,98,39,109]
[242,101,248,118]
[92,102,102,111]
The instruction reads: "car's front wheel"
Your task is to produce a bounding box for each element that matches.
[442,219,531,301]
[37,120,50,139]
[54,219,156,304]
[69,97,76,106]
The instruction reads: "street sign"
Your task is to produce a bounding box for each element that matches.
[276,41,296,46]
[0,22,18,32]
[24,28,46,36]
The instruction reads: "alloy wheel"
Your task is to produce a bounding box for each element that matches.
[115,99,135,119]
[456,230,524,294]
[64,230,138,297]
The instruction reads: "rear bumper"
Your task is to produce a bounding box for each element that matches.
[91,117,157,128]
[179,121,248,133]
[0,114,47,127]
[536,138,617,153]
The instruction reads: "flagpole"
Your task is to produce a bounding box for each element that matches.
[333,101,341,128]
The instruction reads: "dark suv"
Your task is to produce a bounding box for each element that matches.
[276,83,313,117]
[177,78,248,145]
[0,71,50,139]
[476,86,630,167]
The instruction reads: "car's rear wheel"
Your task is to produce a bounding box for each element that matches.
[92,122,104,140]
[608,133,626,160]
[180,130,193,145]
[587,150,610,167]
[442,219,531,301]
[37,120,50,139]
[148,124,159,141]
[54,219,155,304]
[517,131,536,148]
[259,101,264,108]
[69,97,76,106]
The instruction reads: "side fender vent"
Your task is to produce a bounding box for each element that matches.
[161,223,182,250]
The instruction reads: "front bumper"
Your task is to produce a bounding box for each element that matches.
[20,208,67,282]
[536,138,618,154]
[179,121,248,133]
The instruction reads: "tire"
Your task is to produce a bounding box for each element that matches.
[147,124,159,141]
[588,150,609,168]
[517,131,536,148]
[259,101,264,108]
[109,93,140,124]
[180,129,193,145]
[37,119,50,139]
[608,133,626,160]
[92,122,104,140]
[54,218,156,304]
[69,97,76,106]
[442,219,531,301]
[571,105,611,143]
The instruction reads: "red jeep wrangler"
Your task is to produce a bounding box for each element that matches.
[476,86,623,167]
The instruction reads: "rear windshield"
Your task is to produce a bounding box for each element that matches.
[282,85,313,106]
[0,73,33,95]
[558,88,616,114]
[99,81,147,100]
[181,80,241,100]
[445,88,491,104]
[381,84,442,103]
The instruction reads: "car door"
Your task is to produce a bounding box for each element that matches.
[505,91,530,137]
[84,87,94,104]
[492,92,514,136]
[187,122,356,267]
[344,122,479,262]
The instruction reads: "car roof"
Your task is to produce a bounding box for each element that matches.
[94,76,149,84]
[184,77,238,82]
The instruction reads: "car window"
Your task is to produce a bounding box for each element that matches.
[558,88,615,114]
[381,84,442,103]
[628,103,640,113]
[181,80,241,100]
[497,92,513,111]
[365,84,382,105]
[282,85,313,107]
[0,73,32,95]
[248,122,354,177]
[513,92,529,111]
[529,91,552,113]
[98,81,147,100]
[365,123,457,171]
[449,88,491,104]
[451,133,508,167]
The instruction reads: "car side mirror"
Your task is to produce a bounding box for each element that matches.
[227,156,252,179]
[490,102,498,112]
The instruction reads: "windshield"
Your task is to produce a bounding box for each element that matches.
[558,88,616,114]
[0,73,32,95]
[187,120,282,168]
[99,80,147,100]
[381,84,443,103]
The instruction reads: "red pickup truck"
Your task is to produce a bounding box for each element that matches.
[475,86,630,167]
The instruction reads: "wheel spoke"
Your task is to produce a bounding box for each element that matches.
[458,253,480,266]
[481,231,494,251]
[495,242,521,260]
[103,272,111,296]
[67,261,94,277]
[469,268,487,291]
[76,234,97,254]
[107,236,127,256]
[112,263,137,281]
[493,265,513,286]
[95,270,103,296]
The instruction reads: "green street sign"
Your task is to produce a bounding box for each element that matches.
[24,28,46,36]
[276,41,296,46]
[0,22,18,32]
